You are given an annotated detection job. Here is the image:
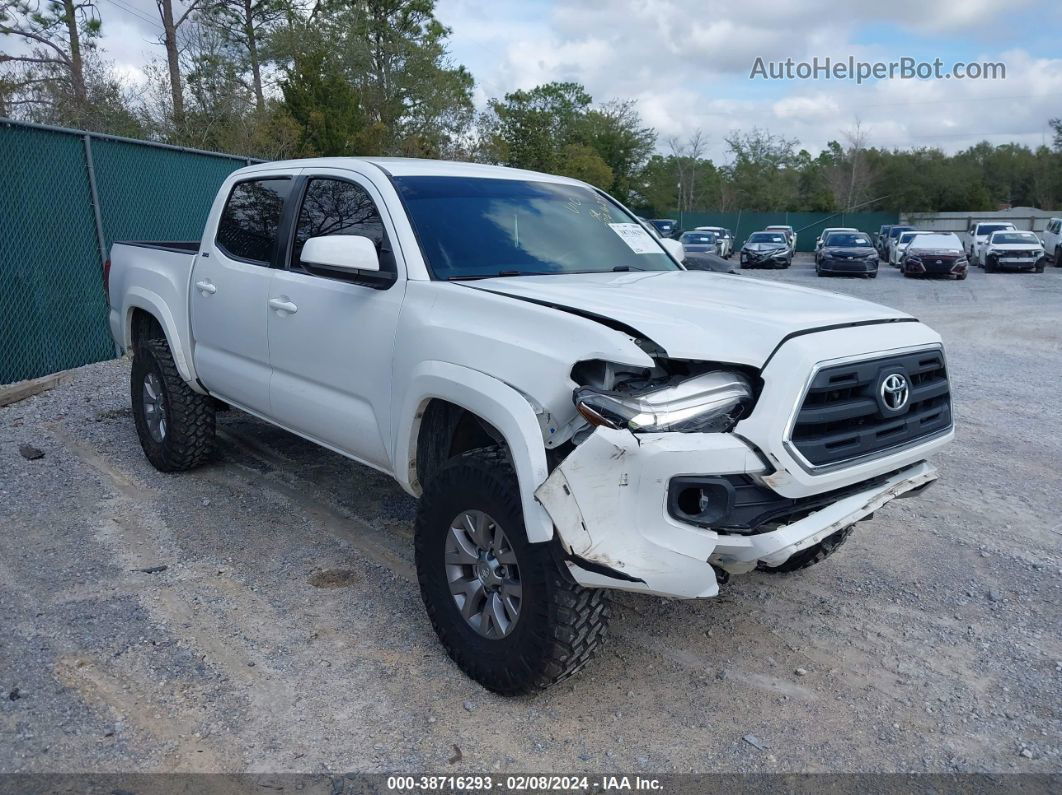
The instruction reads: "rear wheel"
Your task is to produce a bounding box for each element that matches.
[131,338,215,472]
[415,448,610,695]
[759,525,854,574]
[1055,247,1062,267]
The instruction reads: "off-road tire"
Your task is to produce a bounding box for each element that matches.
[131,338,215,472]
[758,524,855,574]
[415,447,610,695]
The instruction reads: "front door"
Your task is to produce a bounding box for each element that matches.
[266,171,406,472]
[191,174,295,414]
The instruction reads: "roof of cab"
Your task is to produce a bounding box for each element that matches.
[239,156,584,185]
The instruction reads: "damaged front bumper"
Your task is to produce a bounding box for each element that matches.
[534,426,937,599]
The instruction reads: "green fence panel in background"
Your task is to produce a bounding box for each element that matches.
[0,124,113,384]
[672,211,899,251]
[0,120,253,384]
[91,138,249,249]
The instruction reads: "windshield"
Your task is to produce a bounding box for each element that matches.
[392,177,678,279]
[899,232,926,244]
[888,226,913,239]
[824,233,872,247]
[910,234,961,250]
[977,224,1014,236]
[748,233,786,244]
[681,232,716,244]
[992,232,1038,244]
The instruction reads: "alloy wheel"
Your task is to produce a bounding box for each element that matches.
[142,372,167,442]
[445,509,522,639]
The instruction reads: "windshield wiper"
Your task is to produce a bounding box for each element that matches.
[447,270,554,281]
[611,265,647,272]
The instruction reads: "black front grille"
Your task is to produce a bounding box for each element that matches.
[790,350,951,467]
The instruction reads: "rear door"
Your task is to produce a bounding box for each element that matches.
[191,172,296,414]
[266,169,406,472]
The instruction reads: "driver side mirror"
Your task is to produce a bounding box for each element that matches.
[300,235,396,289]
[302,235,380,273]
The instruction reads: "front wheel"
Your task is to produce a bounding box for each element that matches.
[131,338,215,472]
[415,448,610,695]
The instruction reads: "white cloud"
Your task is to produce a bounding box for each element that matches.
[23,0,1055,161]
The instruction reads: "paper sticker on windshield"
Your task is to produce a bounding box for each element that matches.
[609,223,659,254]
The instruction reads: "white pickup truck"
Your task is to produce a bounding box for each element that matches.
[107,157,954,694]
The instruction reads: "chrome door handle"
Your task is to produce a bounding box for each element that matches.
[268,298,298,314]
[195,280,216,295]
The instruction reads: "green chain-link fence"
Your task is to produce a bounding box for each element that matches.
[0,118,259,384]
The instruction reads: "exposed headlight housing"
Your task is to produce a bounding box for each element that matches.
[574,371,753,434]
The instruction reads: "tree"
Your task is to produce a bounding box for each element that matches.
[326,0,474,155]
[280,46,364,156]
[0,0,101,119]
[200,0,285,113]
[668,130,708,211]
[724,127,799,210]
[557,142,612,188]
[573,100,654,202]
[482,81,592,171]
[154,0,203,131]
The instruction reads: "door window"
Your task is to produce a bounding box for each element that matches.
[290,178,390,272]
[215,178,291,264]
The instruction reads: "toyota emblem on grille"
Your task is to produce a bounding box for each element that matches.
[881,373,909,411]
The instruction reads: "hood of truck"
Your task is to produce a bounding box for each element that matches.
[462,270,913,366]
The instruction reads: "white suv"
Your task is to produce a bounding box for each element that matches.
[967,221,1016,266]
[1042,218,1062,267]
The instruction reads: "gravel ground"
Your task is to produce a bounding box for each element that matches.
[1,254,1060,775]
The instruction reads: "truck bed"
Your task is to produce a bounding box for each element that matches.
[107,240,201,380]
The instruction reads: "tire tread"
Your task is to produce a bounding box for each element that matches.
[415,447,610,695]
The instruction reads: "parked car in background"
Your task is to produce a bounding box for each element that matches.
[981,231,1046,273]
[814,228,858,262]
[104,156,953,694]
[740,231,792,268]
[885,225,914,263]
[967,221,1016,265]
[901,233,969,280]
[679,230,720,257]
[890,230,932,267]
[1040,217,1062,267]
[650,218,679,238]
[816,231,879,278]
[764,225,796,254]
[877,225,894,255]
[694,226,734,257]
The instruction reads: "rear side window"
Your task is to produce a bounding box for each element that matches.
[216,178,291,264]
[290,178,387,271]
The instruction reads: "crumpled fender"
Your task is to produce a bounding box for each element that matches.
[392,360,554,542]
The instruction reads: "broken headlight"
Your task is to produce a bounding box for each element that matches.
[574,370,752,434]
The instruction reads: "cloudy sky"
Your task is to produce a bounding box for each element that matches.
[57,0,1062,160]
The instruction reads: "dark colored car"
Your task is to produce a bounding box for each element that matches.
[901,233,969,280]
[650,218,679,238]
[877,224,893,253]
[739,231,792,269]
[816,231,879,278]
